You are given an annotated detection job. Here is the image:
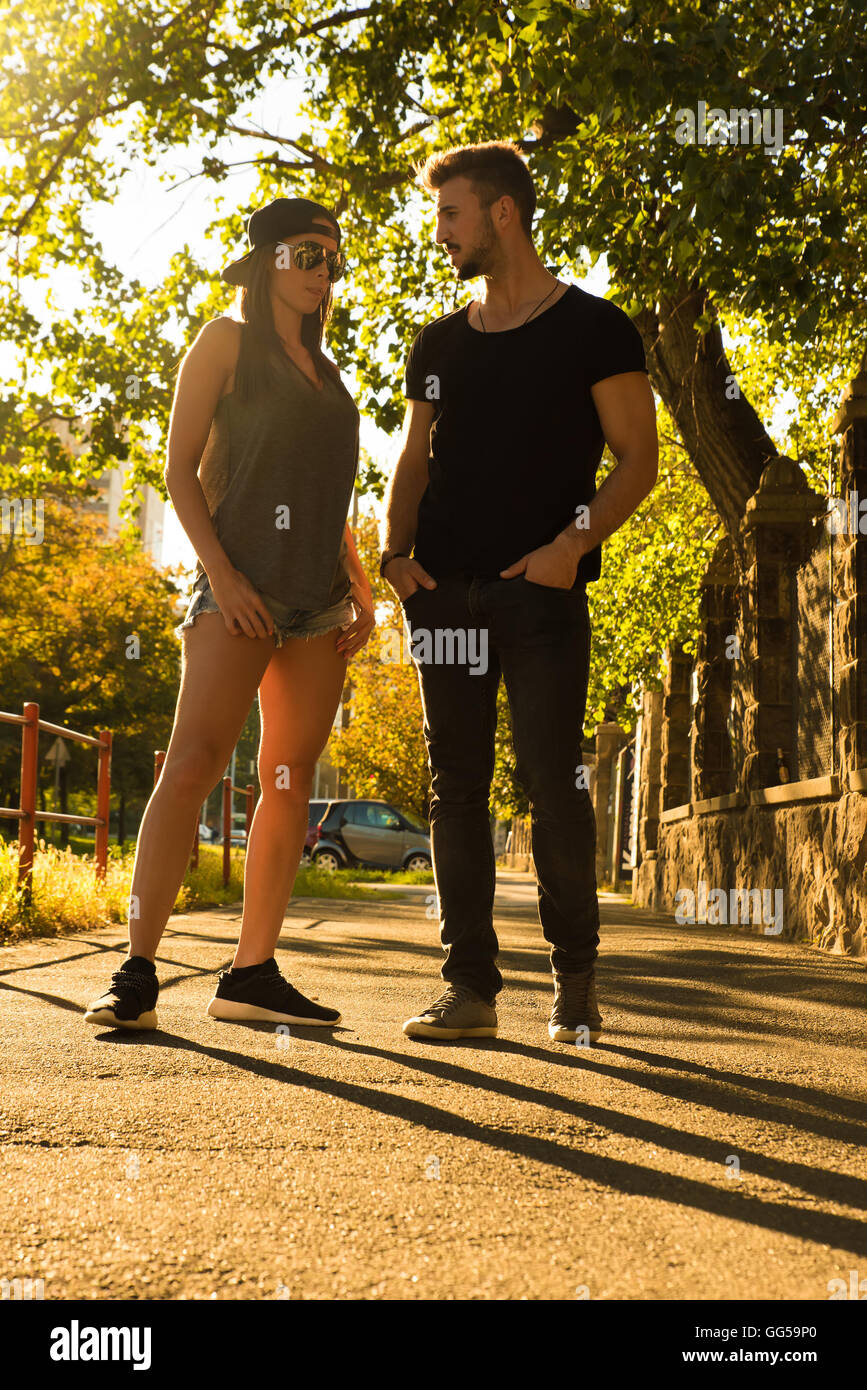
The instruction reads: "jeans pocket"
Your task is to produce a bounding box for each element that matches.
[520,574,572,592]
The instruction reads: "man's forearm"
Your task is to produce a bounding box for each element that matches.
[383,452,428,554]
[559,447,658,555]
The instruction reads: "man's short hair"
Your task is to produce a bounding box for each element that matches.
[414,140,536,238]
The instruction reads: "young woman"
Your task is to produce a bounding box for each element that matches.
[84,197,374,1031]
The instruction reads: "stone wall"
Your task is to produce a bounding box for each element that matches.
[633,356,867,956]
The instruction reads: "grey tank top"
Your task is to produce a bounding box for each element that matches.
[194,337,360,611]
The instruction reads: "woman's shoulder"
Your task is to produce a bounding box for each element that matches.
[188,315,243,365]
[197,315,244,346]
[186,317,244,391]
[194,315,243,336]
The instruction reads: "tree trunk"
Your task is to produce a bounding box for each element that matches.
[634,287,779,573]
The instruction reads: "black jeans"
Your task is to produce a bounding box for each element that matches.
[400,571,600,1002]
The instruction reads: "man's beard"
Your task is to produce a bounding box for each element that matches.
[455,215,496,280]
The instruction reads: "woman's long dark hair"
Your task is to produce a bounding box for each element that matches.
[231,226,342,404]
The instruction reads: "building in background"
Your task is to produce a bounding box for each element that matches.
[48,417,165,565]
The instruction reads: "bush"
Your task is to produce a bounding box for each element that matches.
[0,836,133,943]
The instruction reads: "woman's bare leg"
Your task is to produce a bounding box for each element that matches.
[127,612,275,961]
[232,630,348,969]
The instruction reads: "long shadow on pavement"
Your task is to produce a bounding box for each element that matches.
[86,1026,867,1259]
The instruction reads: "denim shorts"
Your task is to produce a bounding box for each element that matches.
[174,573,356,649]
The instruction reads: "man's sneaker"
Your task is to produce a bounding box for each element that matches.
[403,983,498,1040]
[548,966,603,1043]
[206,957,341,1026]
[84,956,159,1030]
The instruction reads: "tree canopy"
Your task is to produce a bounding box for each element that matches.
[2,0,863,731]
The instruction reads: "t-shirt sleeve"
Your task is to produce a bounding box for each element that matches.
[584,298,648,386]
[404,327,429,401]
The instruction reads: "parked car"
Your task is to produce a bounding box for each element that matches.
[301,800,330,863]
[309,799,431,873]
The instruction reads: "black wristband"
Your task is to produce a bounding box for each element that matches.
[379,550,409,578]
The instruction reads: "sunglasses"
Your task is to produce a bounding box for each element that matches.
[276,239,347,282]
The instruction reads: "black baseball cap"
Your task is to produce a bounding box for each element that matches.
[221,197,341,286]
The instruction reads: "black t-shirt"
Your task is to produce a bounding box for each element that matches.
[403,283,648,585]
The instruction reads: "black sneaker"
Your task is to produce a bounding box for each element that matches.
[206,957,341,1026]
[403,983,498,1040]
[84,956,159,1030]
[548,965,603,1043]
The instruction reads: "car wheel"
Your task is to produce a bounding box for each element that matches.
[313,849,341,873]
[405,853,432,873]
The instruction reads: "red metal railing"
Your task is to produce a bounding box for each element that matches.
[0,701,112,900]
[153,751,254,887]
[0,700,255,904]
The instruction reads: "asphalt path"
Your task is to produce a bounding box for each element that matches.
[1,870,865,1301]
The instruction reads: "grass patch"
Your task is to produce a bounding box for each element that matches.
[322,865,434,886]
[290,864,388,899]
[0,840,388,946]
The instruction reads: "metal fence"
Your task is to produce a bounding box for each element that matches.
[0,701,111,900]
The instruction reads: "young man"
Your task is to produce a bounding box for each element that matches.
[381,141,658,1045]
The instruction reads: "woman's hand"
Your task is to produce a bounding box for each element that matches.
[336,576,376,657]
[208,563,275,640]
